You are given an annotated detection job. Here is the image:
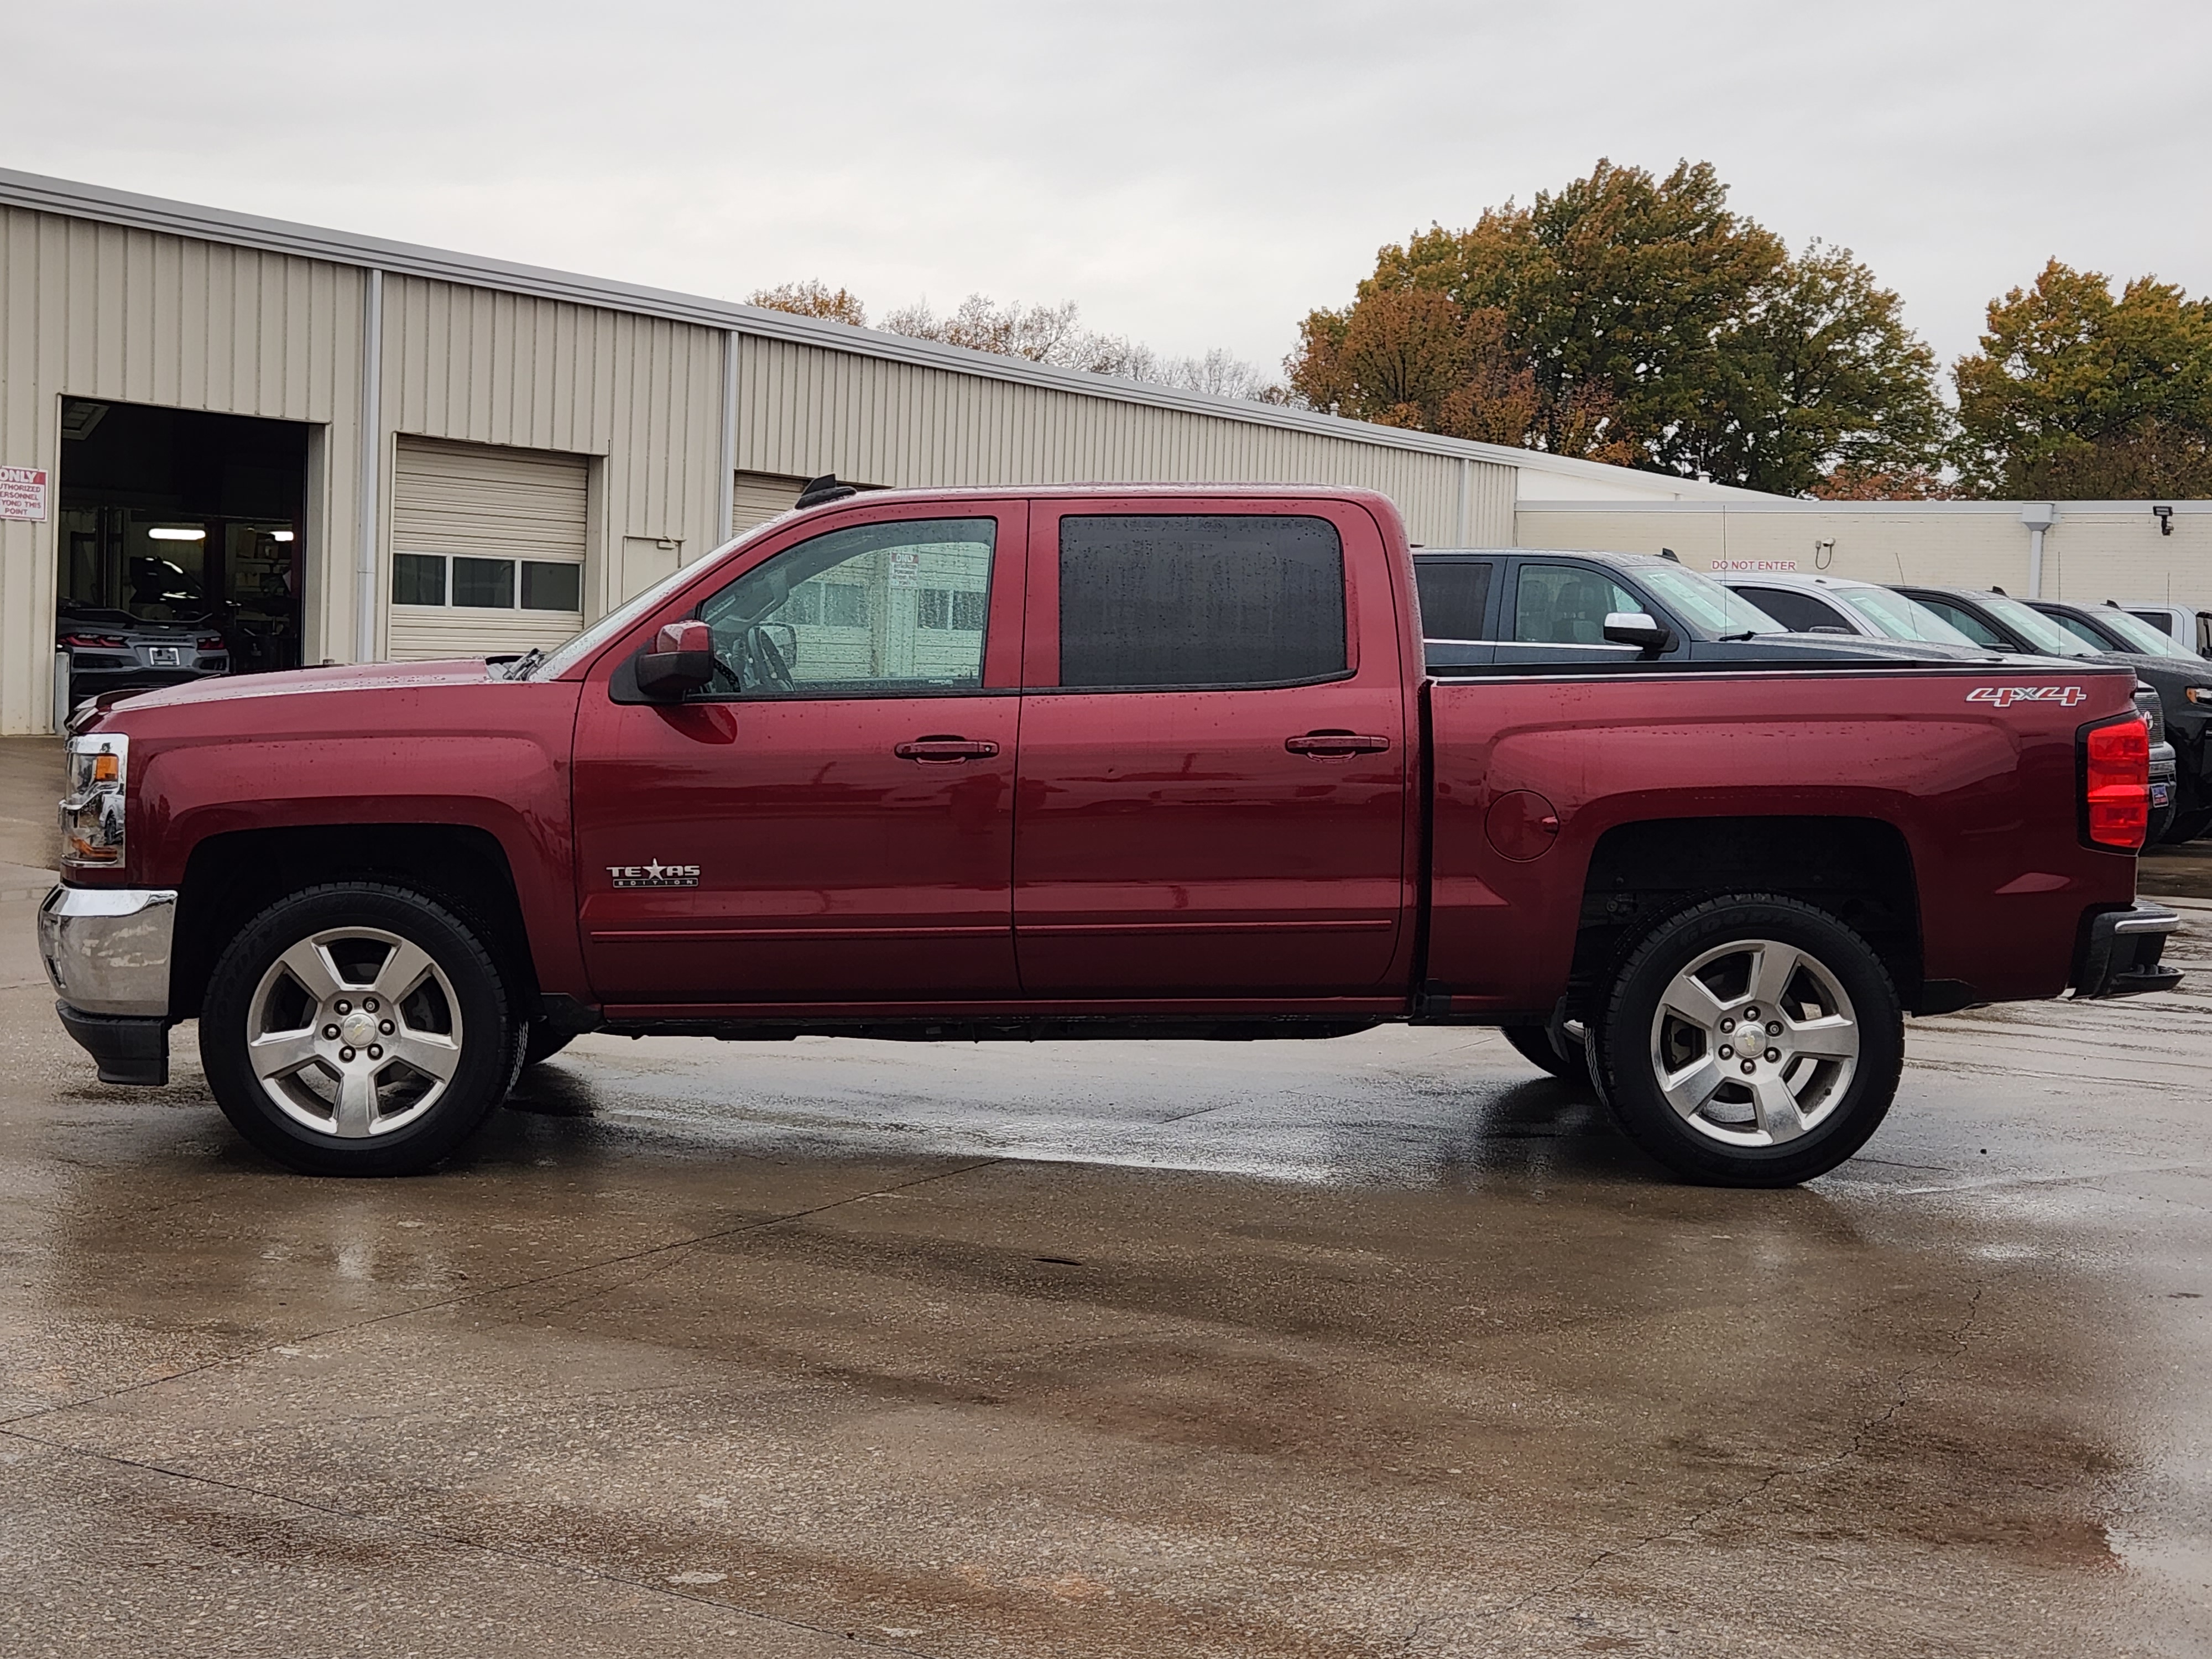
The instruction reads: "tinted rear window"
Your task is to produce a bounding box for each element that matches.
[1058,514,1347,689]
[1415,560,1494,640]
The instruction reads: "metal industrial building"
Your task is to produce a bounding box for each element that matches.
[4,168,2202,738]
[0,168,1751,735]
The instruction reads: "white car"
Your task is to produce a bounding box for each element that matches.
[2110,602,2212,659]
[1710,572,1981,648]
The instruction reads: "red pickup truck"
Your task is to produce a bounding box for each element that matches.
[40,486,2179,1186]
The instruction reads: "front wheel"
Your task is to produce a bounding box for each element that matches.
[200,883,520,1176]
[1588,895,1903,1187]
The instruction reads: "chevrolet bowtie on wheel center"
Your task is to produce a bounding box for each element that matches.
[40,486,2179,1186]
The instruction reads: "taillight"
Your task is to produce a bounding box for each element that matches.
[197,636,226,651]
[63,633,126,648]
[2084,717,2150,850]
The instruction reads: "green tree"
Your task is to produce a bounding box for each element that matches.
[1288,160,1948,494]
[1954,260,2212,497]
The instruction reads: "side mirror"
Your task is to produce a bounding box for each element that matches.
[635,619,713,699]
[1603,611,1674,654]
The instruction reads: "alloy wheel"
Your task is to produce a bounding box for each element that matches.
[1646,937,1859,1147]
[244,926,465,1139]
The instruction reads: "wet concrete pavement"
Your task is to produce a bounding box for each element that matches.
[2,736,2208,1655]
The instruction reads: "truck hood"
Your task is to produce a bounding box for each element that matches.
[87,658,499,719]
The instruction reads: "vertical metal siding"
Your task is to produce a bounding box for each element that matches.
[379,277,724,624]
[0,207,363,733]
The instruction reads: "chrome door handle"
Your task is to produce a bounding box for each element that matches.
[894,736,1000,761]
[1285,731,1392,757]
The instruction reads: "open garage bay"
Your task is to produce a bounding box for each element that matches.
[0,739,2205,1656]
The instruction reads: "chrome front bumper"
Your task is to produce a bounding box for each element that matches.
[38,885,177,1018]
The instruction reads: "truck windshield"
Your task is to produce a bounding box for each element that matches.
[1636,565,1785,636]
[2089,604,2199,659]
[1834,587,1979,646]
[1979,594,2104,658]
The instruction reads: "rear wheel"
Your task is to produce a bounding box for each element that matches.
[1500,1022,1579,1079]
[200,883,520,1176]
[1587,895,1903,1187]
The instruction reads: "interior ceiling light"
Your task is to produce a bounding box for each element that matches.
[272,530,295,542]
[147,527,207,541]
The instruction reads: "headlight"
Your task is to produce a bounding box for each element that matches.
[60,732,128,869]
[2186,686,2212,704]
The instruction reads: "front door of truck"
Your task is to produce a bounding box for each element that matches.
[572,506,1026,1008]
[1011,502,1411,998]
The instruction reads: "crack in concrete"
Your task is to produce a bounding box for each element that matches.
[1487,1281,1988,1627]
[0,1425,937,1658]
[0,1155,1007,1431]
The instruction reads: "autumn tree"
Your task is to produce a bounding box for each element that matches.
[748,280,869,327]
[1954,260,2212,498]
[1288,160,1949,494]
[751,283,1284,402]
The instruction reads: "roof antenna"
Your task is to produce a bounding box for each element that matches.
[1659,546,1679,562]
[795,474,858,509]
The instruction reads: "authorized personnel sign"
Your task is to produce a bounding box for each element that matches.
[0,466,48,521]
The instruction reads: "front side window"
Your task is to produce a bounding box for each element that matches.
[1057,514,1347,690]
[695,517,995,697]
[1512,564,1646,644]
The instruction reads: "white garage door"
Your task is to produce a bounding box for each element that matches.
[389,438,590,662]
[732,471,811,535]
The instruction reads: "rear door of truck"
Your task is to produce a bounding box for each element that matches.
[1010,498,1412,997]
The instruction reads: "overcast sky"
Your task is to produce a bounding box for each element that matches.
[6,0,2209,387]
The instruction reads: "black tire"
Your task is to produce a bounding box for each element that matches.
[1587,894,1903,1187]
[1500,1022,1579,1079]
[2161,806,2212,844]
[520,1022,575,1068]
[200,883,521,1176]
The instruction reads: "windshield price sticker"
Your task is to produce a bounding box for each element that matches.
[0,466,48,521]
[888,550,921,589]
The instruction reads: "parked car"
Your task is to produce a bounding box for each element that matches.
[1709,571,1983,649]
[44,490,2176,1190]
[55,601,229,712]
[1707,574,2177,841]
[1412,548,1936,668]
[1897,585,2212,843]
[2112,602,2212,659]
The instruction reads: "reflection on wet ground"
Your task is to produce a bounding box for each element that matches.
[2,890,2210,1653]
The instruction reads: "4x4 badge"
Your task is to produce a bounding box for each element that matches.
[608,861,700,888]
[1967,685,2088,708]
